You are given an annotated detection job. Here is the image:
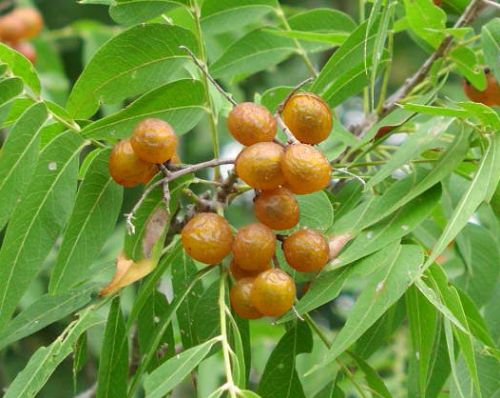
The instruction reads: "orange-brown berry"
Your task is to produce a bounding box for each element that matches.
[12,41,36,64]
[227,102,277,146]
[181,213,233,265]
[130,118,178,164]
[464,68,500,107]
[251,269,296,317]
[283,228,329,272]
[230,277,262,319]
[281,144,331,194]
[230,259,271,280]
[235,142,286,190]
[283,92,332,144]
[12,8,43,39]
[0,14,25,43]
[254,187,299,230]
[109,140,158,187]
[232,223,276,271]
[433,0,442,6]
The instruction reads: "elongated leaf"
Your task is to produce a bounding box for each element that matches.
[481,18,500,84]
[110,0,183,25]
[201,0,276,34]
[0,42,41,94]
[333,184,441,267]
[210,29,294,79]
[0,286,93,350]
[401,103,468,118]
[349,352,392,398]
[0,131,85,330]
[403,0,446,48]
[425,133,500,270]
[3,308,105,398]
[66,24,198,118]
[450,46,486,90]
[49,149,123,293]
[296,191,334,232]
[0,77,23,106]
[96,298,128,398]
[0,103,48,230]
[318,244,424,368]
[258,322,313,398]
[81,79,205,140]
[144,336,221,398]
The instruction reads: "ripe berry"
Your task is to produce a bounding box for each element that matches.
[109,139,158,187]
[230,277,262,319]
[235,142,285,190]
[130,118,178,164]
[283,228,329,272]
[251,269,296,317]
[12,8,43,39]
[254,187,299,230]
[433,0,442,6]
[281,144,331,194]
[232,223,276,271]
[227,102,277,146]
[0,14,25,43]
[12,42,36,64]
[282,92,332,144]
[181,213,233,265]
[230,259,271,280]
[464,68,500,107]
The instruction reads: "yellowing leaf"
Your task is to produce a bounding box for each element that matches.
[99,253,156,296]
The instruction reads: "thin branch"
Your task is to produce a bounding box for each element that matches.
[180,45,238,107]
[482,0,500,9]
[275,77,314,144]
[125,158,235,234]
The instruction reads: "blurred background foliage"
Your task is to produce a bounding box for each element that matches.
[0,0,499,397]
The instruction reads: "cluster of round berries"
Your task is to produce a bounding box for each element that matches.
[0,7,43,64]
[109,118,178,187]
[181,92,333,319]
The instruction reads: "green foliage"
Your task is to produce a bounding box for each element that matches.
[1,0,499,397]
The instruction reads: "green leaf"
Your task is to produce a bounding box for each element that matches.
[450,46,486,90]
[201,0,276,34]
[210,29,295,79]
[3,308,105,398]
[66,24,198,119]
[296,191,334,232]
[192,280,220,345]
[425,133,500,270]
[367,117,454,188]
[481,18,500,84]
[0,286,93,350]
[0,103,48,230]
[458,101,500,131]
[110,0,183,25]
[0,131,85,330]
[0,77,23,106]
[258,322,313,398]
[333,185,441,267]
[317,244,424,368]
[349,352,392,398]
[403,0,446,48]
[49,149,123,294]
[96,298,128,398]
[401,103,469,118]
[144,336,221,398]
[81,79,205,140]
[0,42,41,94]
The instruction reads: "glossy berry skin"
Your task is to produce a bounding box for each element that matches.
[281,144,331,194]
[109,140,158,187]
[254,188,299,230]
[0,14,25,43]
[232,223,276,271]
[131,118,178,164]
[283,92,332,144]
[464,69,500,107]
[235,142,286,190]
[227,102,277,146]
[230,277,262,319]
[12,42,36,64]
[230,259,271,280]
[12,8,43,39]
[283,228,329,272]
[251,269,296,317]
[181,213,233,265]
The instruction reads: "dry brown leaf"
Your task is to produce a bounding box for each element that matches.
[99,252,156,296]
[142,207,169,259]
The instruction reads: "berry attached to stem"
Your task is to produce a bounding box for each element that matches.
[230,277,262,319]
[283,228,329,272]
[227,102,277,146]
[254,187,299,230]
[131,118,178,164]
[251,269,296,317]
[232,223,276,271]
